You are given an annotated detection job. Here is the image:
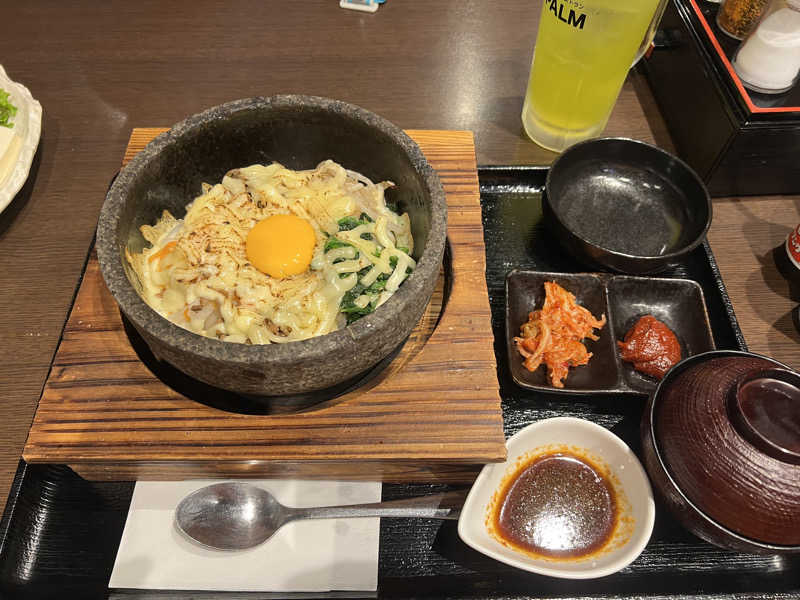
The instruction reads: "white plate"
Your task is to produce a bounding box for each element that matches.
[458,417,655,579]
[0,65,42,214]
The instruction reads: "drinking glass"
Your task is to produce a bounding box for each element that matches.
[521,0,663,152]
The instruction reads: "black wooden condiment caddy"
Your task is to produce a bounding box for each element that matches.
[642,0,800,196]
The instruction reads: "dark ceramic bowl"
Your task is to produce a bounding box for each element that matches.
[96,96,447,397]
[642,349,800,554]
[544,138,712,275]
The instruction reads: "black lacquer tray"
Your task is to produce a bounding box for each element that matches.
[2,167,798,599]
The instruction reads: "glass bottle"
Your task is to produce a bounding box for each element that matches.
[773,223,800,301]
[717,0,771,39]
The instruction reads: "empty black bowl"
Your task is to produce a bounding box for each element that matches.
[544,138,712,274]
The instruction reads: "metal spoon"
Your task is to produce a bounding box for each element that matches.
[175,481,467,550]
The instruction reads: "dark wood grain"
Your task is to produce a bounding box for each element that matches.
[21,129,506,482]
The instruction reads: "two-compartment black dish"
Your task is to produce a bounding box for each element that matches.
[506,271,715,395]
[2,167,798,600]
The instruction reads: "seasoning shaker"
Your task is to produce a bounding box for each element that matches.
[717,0,771,39]
[733,0,800,93]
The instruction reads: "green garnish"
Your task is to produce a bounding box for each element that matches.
[339,273,390,324]
[0,89,17,129]
[324,237,352,252]
[332,213,411,324]
[340,284,374,323]
[337,215,373,232]
[337,216,362,231]
[366,278,387,294]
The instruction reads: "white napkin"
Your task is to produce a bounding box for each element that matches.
[109,479,381,592]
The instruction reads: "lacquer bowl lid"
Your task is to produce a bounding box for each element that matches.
[652,351,800,546]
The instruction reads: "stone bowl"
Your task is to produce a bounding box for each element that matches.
[641,349,800,553]
[96,96,447,397]
[544,138,711,275]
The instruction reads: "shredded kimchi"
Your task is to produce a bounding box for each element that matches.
[514,281,606,388]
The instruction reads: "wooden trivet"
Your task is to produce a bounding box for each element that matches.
[22,129,505,483]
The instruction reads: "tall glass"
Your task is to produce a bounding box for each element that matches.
[521,0,662,152]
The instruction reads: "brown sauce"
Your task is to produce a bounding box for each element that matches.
[618,315,681,379]
[491,451,618,559]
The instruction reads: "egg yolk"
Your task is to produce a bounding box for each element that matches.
[246,214,316,278]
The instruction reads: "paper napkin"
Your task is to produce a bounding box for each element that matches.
[109,479,381,592]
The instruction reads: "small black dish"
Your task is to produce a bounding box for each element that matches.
[505,270,716,395]
[544,138,712,275]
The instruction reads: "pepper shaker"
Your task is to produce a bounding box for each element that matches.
[717,0,771,39]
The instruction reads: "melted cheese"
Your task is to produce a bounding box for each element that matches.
[126,160,416,344]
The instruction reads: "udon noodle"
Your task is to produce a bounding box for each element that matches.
[126,160,415,344]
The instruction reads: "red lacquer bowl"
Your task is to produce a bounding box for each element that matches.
[642,350,800,553]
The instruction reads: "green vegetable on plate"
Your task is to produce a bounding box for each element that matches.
[0,89,17,128]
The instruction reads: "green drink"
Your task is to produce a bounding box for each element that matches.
[521,0,660,152]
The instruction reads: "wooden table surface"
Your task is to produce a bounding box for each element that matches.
[0,0,798,508]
